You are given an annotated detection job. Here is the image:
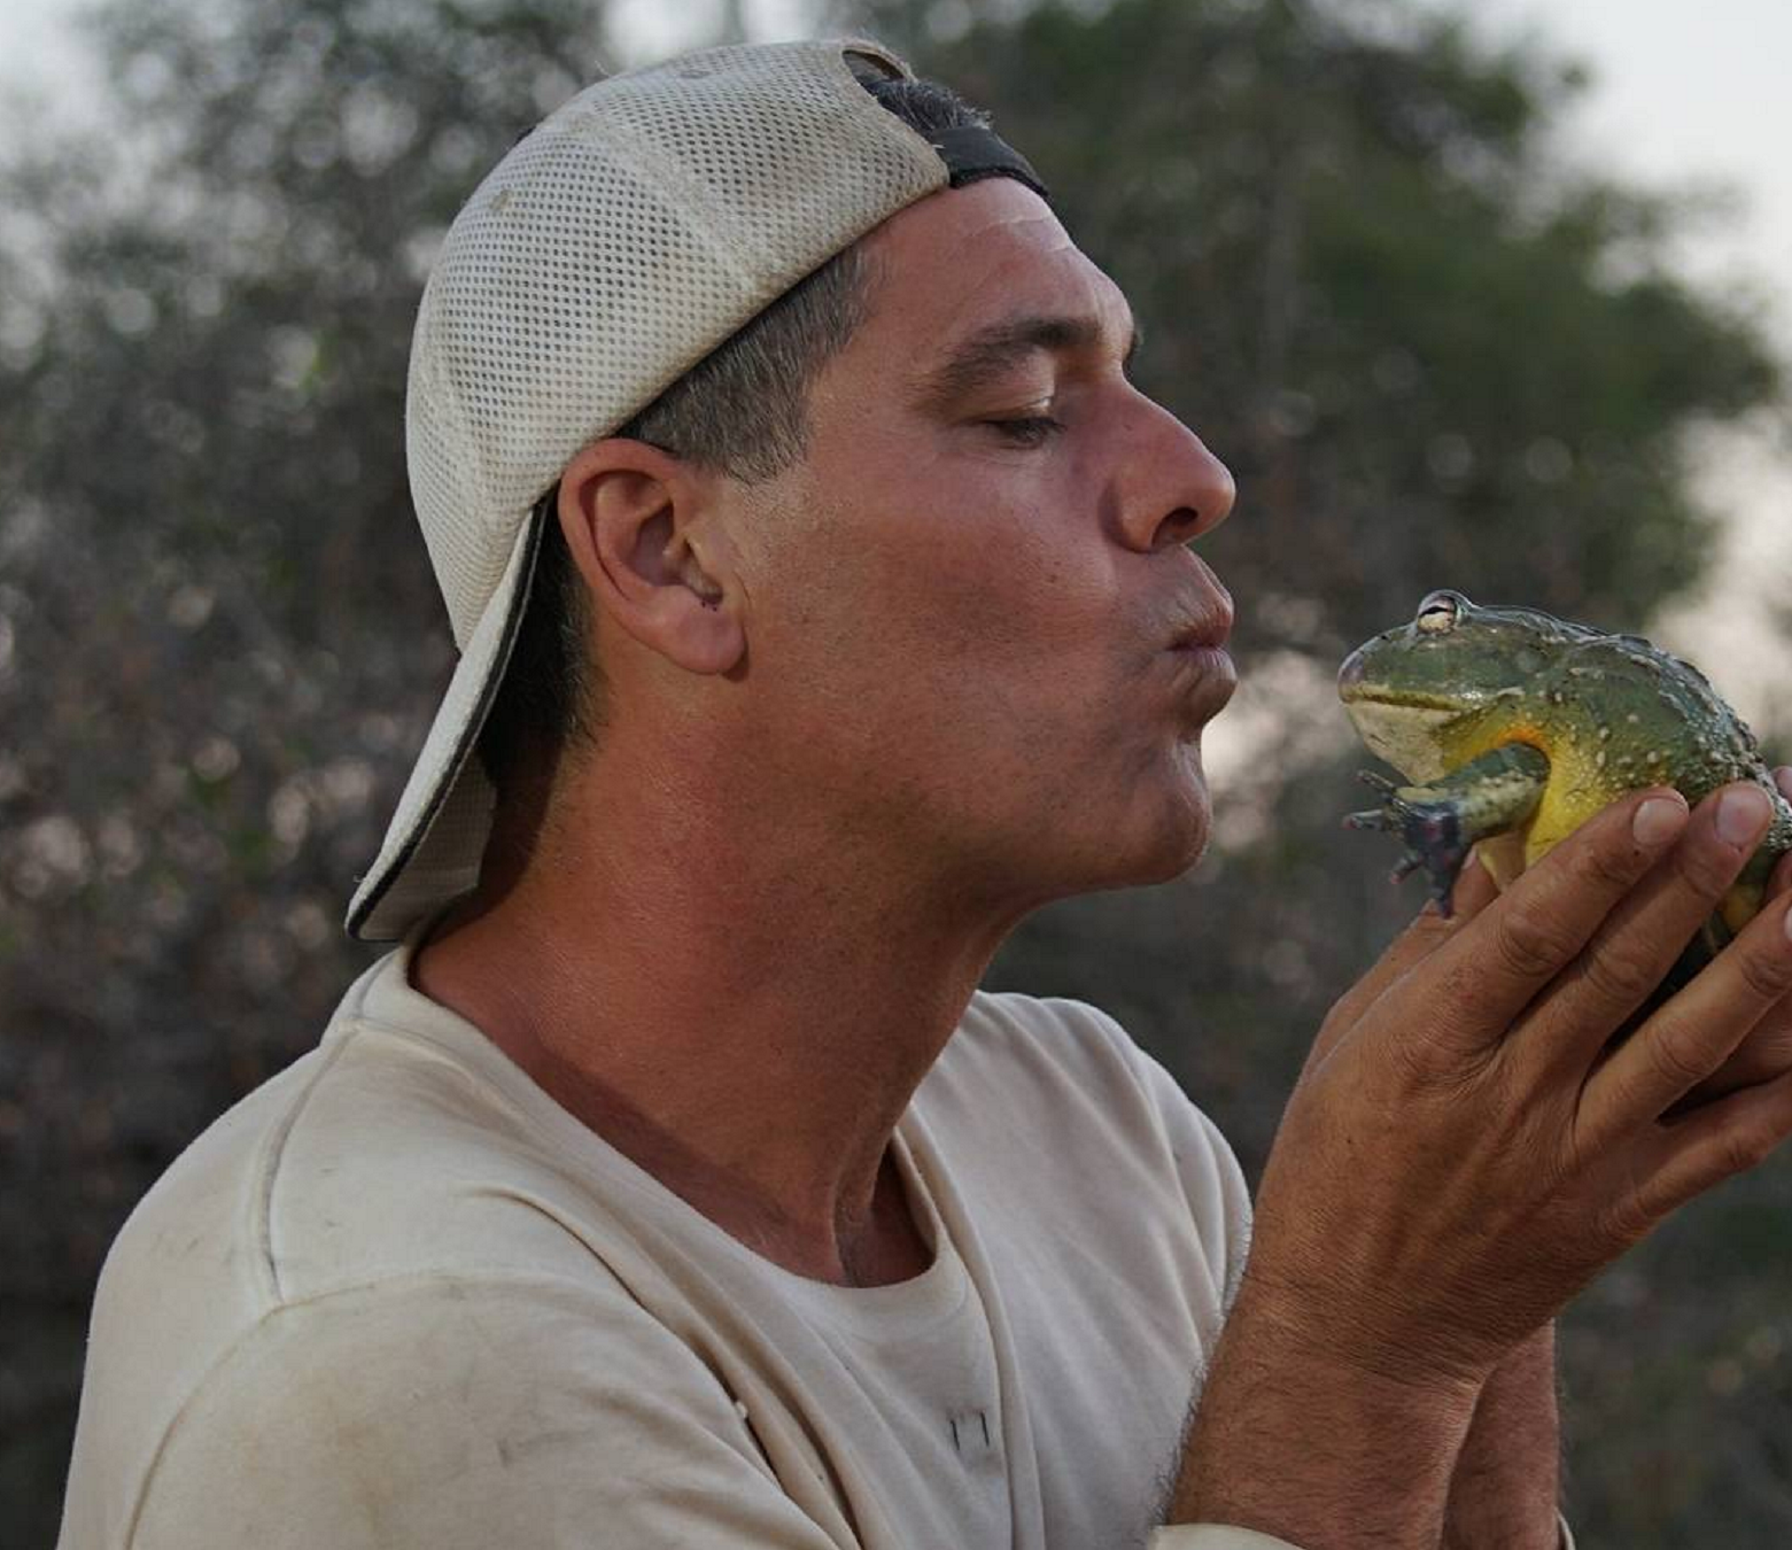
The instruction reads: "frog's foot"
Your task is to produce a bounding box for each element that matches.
[1343,744,1550,920]
[1345,772,1471,916]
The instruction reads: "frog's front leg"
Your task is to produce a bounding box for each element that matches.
[1345,743,1550,916]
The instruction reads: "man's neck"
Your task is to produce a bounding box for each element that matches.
[409,746,1019,1287]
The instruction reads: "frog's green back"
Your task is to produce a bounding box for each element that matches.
[1339,590,1790,967]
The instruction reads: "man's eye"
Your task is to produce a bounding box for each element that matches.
[984,416,1064,447]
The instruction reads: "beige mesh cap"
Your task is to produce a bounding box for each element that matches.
[347,36,1047,942]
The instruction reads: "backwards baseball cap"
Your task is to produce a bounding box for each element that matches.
[347,37,1047,941]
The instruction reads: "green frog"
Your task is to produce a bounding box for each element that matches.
[1338,589,1791,974]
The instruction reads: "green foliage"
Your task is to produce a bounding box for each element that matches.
[849,0,1778,638]
[2,0,1786,1544]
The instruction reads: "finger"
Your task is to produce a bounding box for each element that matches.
[1677,994,1792,1109]
[1364,853,1498,1006]
[1395,787,1689,1057]
[1674,768,1792,1107]
[1772,769,1792,897]
[1451,847,1501,917]
[1678,832,1792,1107]
[1622,1054,1792,1228]
[1579,890,1792,1146]
[1515,782,1777,1078]
[1309,854,1500,1070]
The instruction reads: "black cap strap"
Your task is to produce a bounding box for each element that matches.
[929,124,1049,202]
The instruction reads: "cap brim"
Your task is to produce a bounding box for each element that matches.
[345,508,545,942]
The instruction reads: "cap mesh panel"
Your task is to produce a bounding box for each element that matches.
[350,38,954,940]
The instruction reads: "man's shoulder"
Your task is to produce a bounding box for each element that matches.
[916,988,1251,1363]
[920,987,1235,1199]
[67,956,670,1537]
[94,954,608,1347]
[958,985,1146,1051]
[933,987,1173,1115]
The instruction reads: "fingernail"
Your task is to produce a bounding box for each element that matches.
[1717,785,1772,848]
[1634,795,1688,846]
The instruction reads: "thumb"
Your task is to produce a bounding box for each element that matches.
[1775,769,1792,898]
[1304,851,1500,1074]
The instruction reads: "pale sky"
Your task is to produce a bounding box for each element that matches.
[1423,0,1792,741]
[4,0,1787,740]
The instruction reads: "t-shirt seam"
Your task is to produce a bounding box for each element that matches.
[251,1030,355,1305]
[338,1009,539,1121]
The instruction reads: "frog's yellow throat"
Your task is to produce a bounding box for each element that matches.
[1340,698,1462,785]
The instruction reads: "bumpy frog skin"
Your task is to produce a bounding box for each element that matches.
[1338,589,1792,975]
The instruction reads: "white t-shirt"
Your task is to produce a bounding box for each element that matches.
[56,929,1289,1550]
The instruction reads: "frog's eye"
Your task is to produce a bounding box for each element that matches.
[1415,590,1466,634]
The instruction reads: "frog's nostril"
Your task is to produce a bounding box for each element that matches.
[1338,650,1365,691]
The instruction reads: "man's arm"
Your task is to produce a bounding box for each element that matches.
[1442,1324,1561,1550]
[1165,782,1792,1550]
[1167,1290,1479,1547]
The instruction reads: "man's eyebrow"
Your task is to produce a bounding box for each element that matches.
[909,311,1143,414]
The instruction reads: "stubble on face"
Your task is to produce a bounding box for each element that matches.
[713,180,1236,911]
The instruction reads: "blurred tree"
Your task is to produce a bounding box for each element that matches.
[0,0,619,1533]
[842,0,1780,637]
[0,0,1785,1544]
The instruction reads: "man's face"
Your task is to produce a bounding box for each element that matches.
[725,177,1238,908]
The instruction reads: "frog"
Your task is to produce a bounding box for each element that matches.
[1337,589,1792,980]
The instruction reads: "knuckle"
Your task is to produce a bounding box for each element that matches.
[1676,840,1746,902]
[1746,1017,1792,1073]
[1384,1031,1435,1091]
[1492,908,1578,982]
[1718,1125,1777,1178]
[1575,939,1662,1008]
[1594,1194,1653,1250]
[1568,838,1645,894]
[1644,1026,1712,1095]
[1732,945,1792,1005]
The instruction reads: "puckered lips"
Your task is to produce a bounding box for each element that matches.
[1162,594,1237,720]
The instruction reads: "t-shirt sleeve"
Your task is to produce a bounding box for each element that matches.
[1147,1530,1303,1549]
[1145,1511,1577,1548]
[132,1274,842,1550]
[1050,997,1254,1312]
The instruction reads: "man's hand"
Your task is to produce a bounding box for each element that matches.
[1303,847,1568,1545]
[1252,776,1792,1382]
[1677,766,1792,1104]
[1171,775,1792,1549]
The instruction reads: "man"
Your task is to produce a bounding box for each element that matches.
[58,37,1792,1550]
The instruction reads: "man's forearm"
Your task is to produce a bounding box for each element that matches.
[1167,1292,1481,1550]
[1443,1323,1561,1549]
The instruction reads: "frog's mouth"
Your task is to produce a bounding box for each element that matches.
[1338,692,1467,784]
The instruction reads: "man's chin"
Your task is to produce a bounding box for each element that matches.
[1131,824,1211,888]
[1068,795,1213,894]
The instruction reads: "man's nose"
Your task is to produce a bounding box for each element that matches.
[1116,399,1237,553]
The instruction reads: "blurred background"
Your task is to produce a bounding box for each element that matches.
[2,0,1788,1544]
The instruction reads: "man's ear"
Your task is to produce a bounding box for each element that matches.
[556,438,745,676]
